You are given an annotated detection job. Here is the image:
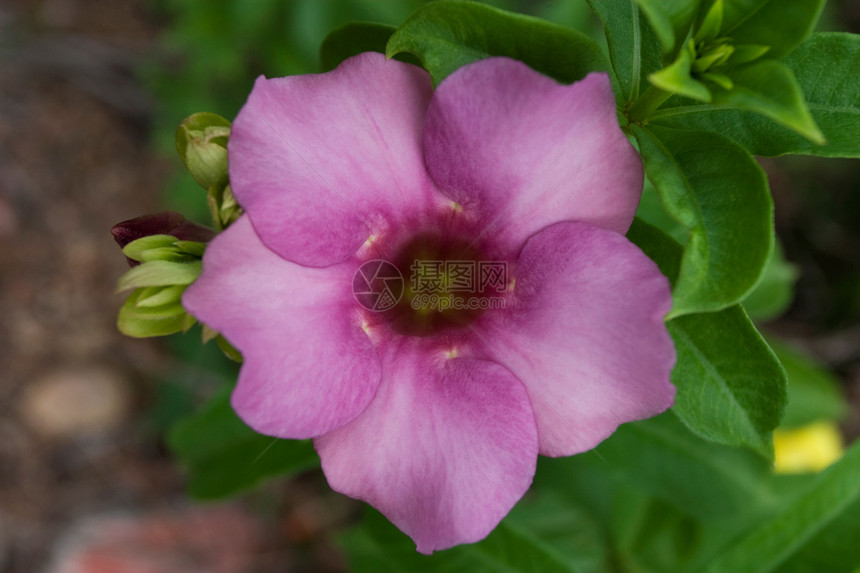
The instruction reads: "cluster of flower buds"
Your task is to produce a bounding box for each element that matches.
[112,212,208,336]
[111,111,243,360]
[648,0,771,99]
[175,112,242,230]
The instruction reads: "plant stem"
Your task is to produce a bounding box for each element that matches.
[627,85,673,124]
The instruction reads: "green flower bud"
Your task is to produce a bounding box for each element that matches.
[117,287,194,338]
[175,112,231,191]
[207,183,243,230]
[693,42,734,73]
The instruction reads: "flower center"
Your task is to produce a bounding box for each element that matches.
[354,232,509,337]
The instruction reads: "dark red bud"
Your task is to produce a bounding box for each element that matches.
[111,211,215,266]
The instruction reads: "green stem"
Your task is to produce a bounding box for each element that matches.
[627,85,673,124]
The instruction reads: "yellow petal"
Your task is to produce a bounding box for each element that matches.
[774,421,844,474]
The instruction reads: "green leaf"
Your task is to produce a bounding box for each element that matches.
[116,260,202,292]
[634,0,701,55]
[628,219,787,459]
[705,439,860,573]
[649,33,860,157]
[167,387,318,499]
[340,499,606,572]
[387,0,606,86]
[727,43,770,65]
[780,32,860,153]
[767,337,848,429]
[668,306,788,460]
[632,125,773,317]
[742,241,798,322]
[721,0,825,59]
[626,217,683,285]
[592,413,777,520]
[632,183,690,245]
[319,21,396,72]
[694,0,723,44]
[588,0,663,103]
[716,60,824,144]
[537,417,826,572]
[648,40,712,101]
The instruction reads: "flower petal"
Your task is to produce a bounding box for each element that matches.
[182,216,381,438]
[229,52,437,267]
[315,338,538,554]
[424,58,642,253]
[474,221,676,457]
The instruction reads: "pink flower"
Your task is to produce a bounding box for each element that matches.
[183,53,675,553]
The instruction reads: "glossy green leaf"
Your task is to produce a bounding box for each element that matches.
[705,439,860,573]
[387,0,606,86]
[649,40,712,101]
[716,60,824,144]
[632,125,773,316]
[634,0,701,54]
[626,217,683,284]
[629,220,786,460]
[167,387,318,499]
[721,0,824,59]
[668,305,787,460]
[319,21,396,71]
[779,32,860,153]
[588,0,663,102]
[633,182,690,245]
[650,33,860,157]
[743,241,798,322]
[767,337,848,429]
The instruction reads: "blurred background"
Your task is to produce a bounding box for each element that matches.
[0,0,858,571]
